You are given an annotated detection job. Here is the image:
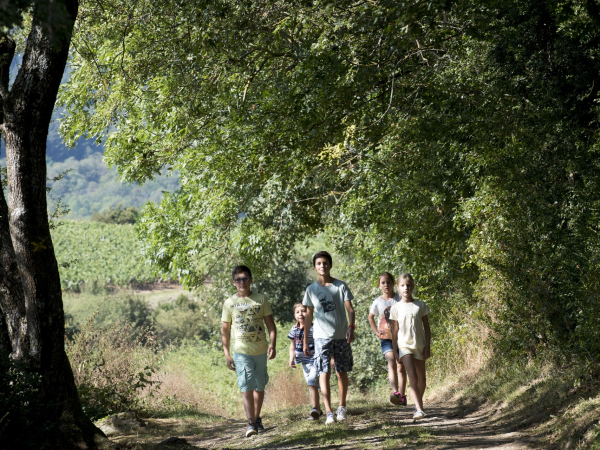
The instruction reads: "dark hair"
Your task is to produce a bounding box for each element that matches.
[378,272,395,284]
[398,273,415,287]
[232,265,252,279]
[312,251,333,267]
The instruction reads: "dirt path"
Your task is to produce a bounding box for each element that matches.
[111,399,538,450]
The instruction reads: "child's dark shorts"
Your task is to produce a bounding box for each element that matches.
[313,338,353,375]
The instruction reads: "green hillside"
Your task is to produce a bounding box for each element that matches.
[47,153,179,219]
[52,220,165,289]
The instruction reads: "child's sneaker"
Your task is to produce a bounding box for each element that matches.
[325,412,335,424]
[245,420,257,437]
[255,417,265,432]
[400,394,407,406]
[336,406,347,421]
[308,407,323,420]
[390,391,401,405]
[413,410,427,420]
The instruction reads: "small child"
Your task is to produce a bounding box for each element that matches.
[368,272,407,406]
[390,273,430,419]
[288,303,323,420]
[221,265,277,437]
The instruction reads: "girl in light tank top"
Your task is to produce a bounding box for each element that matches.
[368,272,407,406]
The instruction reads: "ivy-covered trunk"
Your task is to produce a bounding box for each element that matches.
[0,2,105,448]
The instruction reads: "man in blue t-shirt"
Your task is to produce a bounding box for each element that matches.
[303,251,356,425]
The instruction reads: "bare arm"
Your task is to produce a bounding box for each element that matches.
[221,321,235,370]
[264,314,277,360]
[391,319,401,365]
[303,306,313,356]
[422,315,431,359]
[345,300,356,344]
[289,340,296,367]
[368,312,380,337]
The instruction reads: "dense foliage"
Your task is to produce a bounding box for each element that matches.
[59,0,600,364]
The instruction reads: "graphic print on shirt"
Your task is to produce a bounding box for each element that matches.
[378,306,393,340]
[317,291,336,312]
[234,303,264,343]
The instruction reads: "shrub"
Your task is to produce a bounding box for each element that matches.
[66,316,162,421]
[154,294,214,342]
[0,351,54,449]
[91,204,140,225]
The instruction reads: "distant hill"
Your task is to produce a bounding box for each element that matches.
[47,153,179,219]
[3,57,179,219]
[1,125,179,219]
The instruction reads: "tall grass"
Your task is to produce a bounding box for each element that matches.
[66,316,162,420]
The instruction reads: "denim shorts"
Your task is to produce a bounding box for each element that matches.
[380,339,394,356]
[233,353,269,392]
[301,360,319,387]
[313,338,353,375]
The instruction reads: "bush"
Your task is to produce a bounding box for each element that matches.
[66,316,162,421]
[154,294,215,342]
[0,352,54,449]
[91,204,140,225]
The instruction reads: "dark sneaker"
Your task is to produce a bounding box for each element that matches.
[245,420,257,437]
[255,417,265,432]
[390,392,401,405]
[308,407,323,420]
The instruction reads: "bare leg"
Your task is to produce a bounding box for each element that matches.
[320,372,332,413]
[384,352,398,392]
[308,386,320,410]
[253,390,265,418]
[242,391,255,422]
[401,354,424,411]
[398,361,407,395]
[414,359,427,403]
[336,371,349,407]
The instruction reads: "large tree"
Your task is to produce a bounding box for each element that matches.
[62,0,600,361]
[0,1,105,448]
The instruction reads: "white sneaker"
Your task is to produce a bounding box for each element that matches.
[336,406,347,421]
[325,412,335,424]
[413,410,426,419]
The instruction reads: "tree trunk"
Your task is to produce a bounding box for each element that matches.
[0,2,106,448]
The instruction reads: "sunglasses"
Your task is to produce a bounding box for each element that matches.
[233,277,251,284]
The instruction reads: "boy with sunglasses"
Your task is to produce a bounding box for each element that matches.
[221,265,277,437]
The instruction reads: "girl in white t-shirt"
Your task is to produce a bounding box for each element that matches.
[368,272,407,406]
[390,273,430,419]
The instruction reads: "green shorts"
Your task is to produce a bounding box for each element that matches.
[233,353,269,392]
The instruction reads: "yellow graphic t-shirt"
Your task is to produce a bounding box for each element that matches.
[221,292,273,356]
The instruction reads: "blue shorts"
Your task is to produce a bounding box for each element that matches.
[313,338,353,375]
[380,339,394,355]
[301,360,319,387]
[233,353,269,392]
